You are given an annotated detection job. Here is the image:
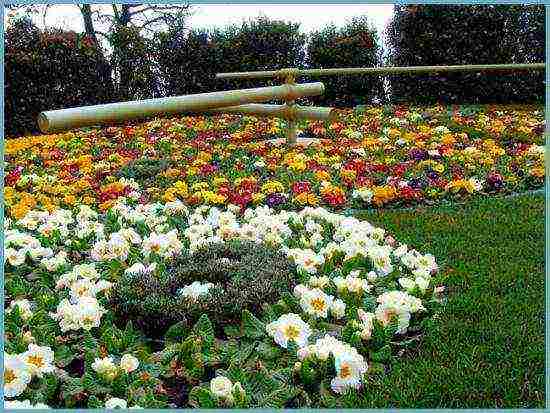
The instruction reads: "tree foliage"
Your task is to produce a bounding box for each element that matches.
[385,5,545,104]
[307,16,385,106]
[4,17,116,137]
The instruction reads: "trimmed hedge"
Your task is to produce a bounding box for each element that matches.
[386,5,545,104]
[306,16,385,106]
[156,17,307,98]
[4,18,116,137]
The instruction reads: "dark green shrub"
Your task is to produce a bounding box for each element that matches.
[116,158,171,187]
[386,5,545,104]
[109,26,161,101]
[156,17,306,98]
[4,17,116,137]
[110,241,296,338]
[306,16,385,107]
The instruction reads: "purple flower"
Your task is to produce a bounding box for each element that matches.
[486,172,504,190]
[409,178,426,189]
[409,148,428,161]
[427,171,440,180]
[266,193,286,207]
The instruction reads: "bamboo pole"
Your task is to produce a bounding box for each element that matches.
[205,103,337,121]
[215,63,546,80]
[38,82,325,133]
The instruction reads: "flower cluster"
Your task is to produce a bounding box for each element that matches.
[4,105,544,219]
[4,197,443,407]
[4,344,55,398]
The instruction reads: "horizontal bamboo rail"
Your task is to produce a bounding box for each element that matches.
[216,63,546,80]
[38,82,325,133]
[205,103,337,121]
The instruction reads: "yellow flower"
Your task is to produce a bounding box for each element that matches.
[202,191,226,205]
[11,203,31,220]
[4,187,15,203]
[441,134,456,145]
[446,179,475,194]
[191,182,209,192]
[163,188,177,202]
[63,194,76,206]
[174,181,189,197]
[261,180,285,195]
[433,163,445,173]
[340,169,357,181]
[530,167,545,178]
[163,168,181,179]
[82,196,95,205]
[213,177,229,188]
[315,170,331,181]
[186,167,199,177]
[252,193,266,204]
[372,186,397,206]
[294,192,319,206]
[197,151,212,162]
[99,200,115,211]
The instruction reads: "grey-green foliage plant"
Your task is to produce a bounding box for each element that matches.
[110,240,296,338]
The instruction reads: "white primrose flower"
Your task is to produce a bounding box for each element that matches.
[125,262,157,275]
[357,309,375,340]
[104,397,127,409]
[330,299,346,319]
[375,290,425,334]
[300,288,334,319]
[307,275,330,289]
[4,353,32,398]
[50,297,106,332]
[40,251,68,272]
[92,356,118,381]
[5,248,27,267]
[331,352,368,394]
[4,399,51,409]
[7,299,33,321]
[120,354,139,373]
[266,313,312,348]
[178,281,214,300]
[21,344,55,378]
[210,376,234,400]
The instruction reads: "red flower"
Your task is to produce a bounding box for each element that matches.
[292,181,311,194]
[5,166,23,186]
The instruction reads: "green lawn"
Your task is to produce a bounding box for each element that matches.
[347,193,545,408]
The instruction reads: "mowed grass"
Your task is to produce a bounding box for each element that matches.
[347,193,545,408]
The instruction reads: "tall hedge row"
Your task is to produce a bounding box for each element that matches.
[306,16,385,106]
[4,18,116,137]
[385,5,545,104]
[156,17,306,99]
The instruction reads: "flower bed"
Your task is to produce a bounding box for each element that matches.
[3,104,545,220]
[5,200,444,408]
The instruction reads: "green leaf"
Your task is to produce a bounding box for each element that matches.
[371,344,392,363]
[223,324,242,338]
[193,314,214,353]
[164,320,190,343]
[188,386,216,408]
[241,309,266,339]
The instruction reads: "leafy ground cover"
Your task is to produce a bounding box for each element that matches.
[4,104,544,220]
[349,192,545,408]
[4,200,443,408]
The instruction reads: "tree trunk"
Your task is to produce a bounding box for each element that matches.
[79,4,99,45]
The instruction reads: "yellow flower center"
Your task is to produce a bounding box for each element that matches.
[28,354,45,368]
[310,298,326,312]
[4,369,16,384]
[339,363,352,379]
[284,325,300,341]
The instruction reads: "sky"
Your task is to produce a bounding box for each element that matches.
[6,3,395,49]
